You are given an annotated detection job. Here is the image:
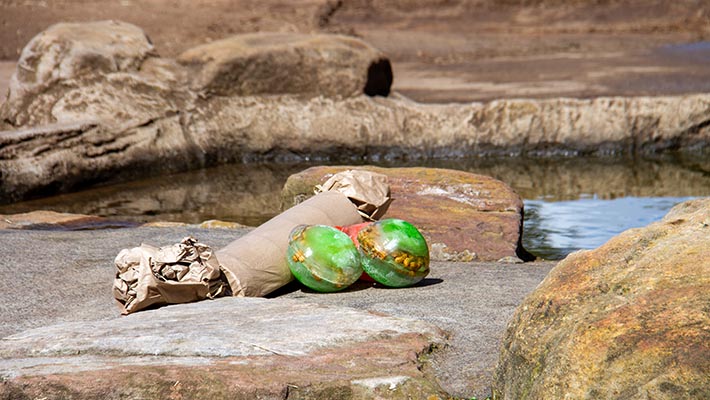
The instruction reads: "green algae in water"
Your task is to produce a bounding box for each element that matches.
[287,225,362,292]
[357,218,429,287]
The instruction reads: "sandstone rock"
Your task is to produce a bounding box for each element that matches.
[197,219,248,229]
[0,210,247,230]
[140,220,190,228]
[0,20,173,127]
[2,21,710,204]
[281,166,533,262]
[492,197,710,399]
[0,119,203,203]
[3,89,710,207]
[0,225,556,398]
[7,20,153,89]
[0,210,137,230]
[177,32,392,98]
[179,93,710,164]
[0,297,447,399]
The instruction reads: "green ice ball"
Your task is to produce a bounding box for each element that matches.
[287,225,362,292]
[357,218,429,288]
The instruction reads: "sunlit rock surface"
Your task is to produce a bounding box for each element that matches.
[282,165,533,262]
[0,20,157,127]
[493,197,710,399]
[0,210,137,230]
[177,32,390,98]
[0,226,555,398]
[0,297,448,399]
[1,20,709,204]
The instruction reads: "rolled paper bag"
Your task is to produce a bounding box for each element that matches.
[357,218,430,288]
[216,191,364,297]
[287,225,362,292]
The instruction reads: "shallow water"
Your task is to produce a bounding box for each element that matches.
[1,156,708,260]
[524,196,697,260]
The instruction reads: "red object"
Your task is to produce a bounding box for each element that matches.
[335,222,375,282]
[335,222,372,246]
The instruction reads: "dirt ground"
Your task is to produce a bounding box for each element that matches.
[1,0,710,103]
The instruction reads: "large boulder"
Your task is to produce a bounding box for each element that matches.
[281,166,533,262]
[492,198,710,399]
[177,32,392,98]
[0,20,182,128]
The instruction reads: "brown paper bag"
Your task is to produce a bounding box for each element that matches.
[113,237,229,314]
[316,170,392,220]
[113,170,391,312]
[216,191,364,297]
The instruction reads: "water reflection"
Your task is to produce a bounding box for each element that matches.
[0,156,708,259]
[523,196,697,260]
[0,163,308,226]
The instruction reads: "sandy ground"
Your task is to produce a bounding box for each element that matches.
[1,0,709,103]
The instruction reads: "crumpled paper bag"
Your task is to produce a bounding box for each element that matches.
[113,236,230,314]
[316,169,392,221]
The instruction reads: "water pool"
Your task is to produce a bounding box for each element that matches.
[523,196,698,259]
[1,156,708,260]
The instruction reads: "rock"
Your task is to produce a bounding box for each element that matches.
[0,210,248,230]
[281,166,533,262]
[0,297,447,399]
[492,198,710,399]
[197,219,248,229]
[2,21,710,204]
[140,220,190,228]
[497,256,524,264]
[0,20,172,127]
[0,119,203,204]
[0,226,556,398]
[177,32,391,98]
[0,210,137,230]
[5,19,153,89]
[0,210,249,231]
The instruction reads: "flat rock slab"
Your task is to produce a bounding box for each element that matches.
[1,298,447,399]
[0,297,444,361]
[0,210,139,230]
[0,210,246,230]
[0,227,554,398]
[274,260,554,398]
[282,166,531,261]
